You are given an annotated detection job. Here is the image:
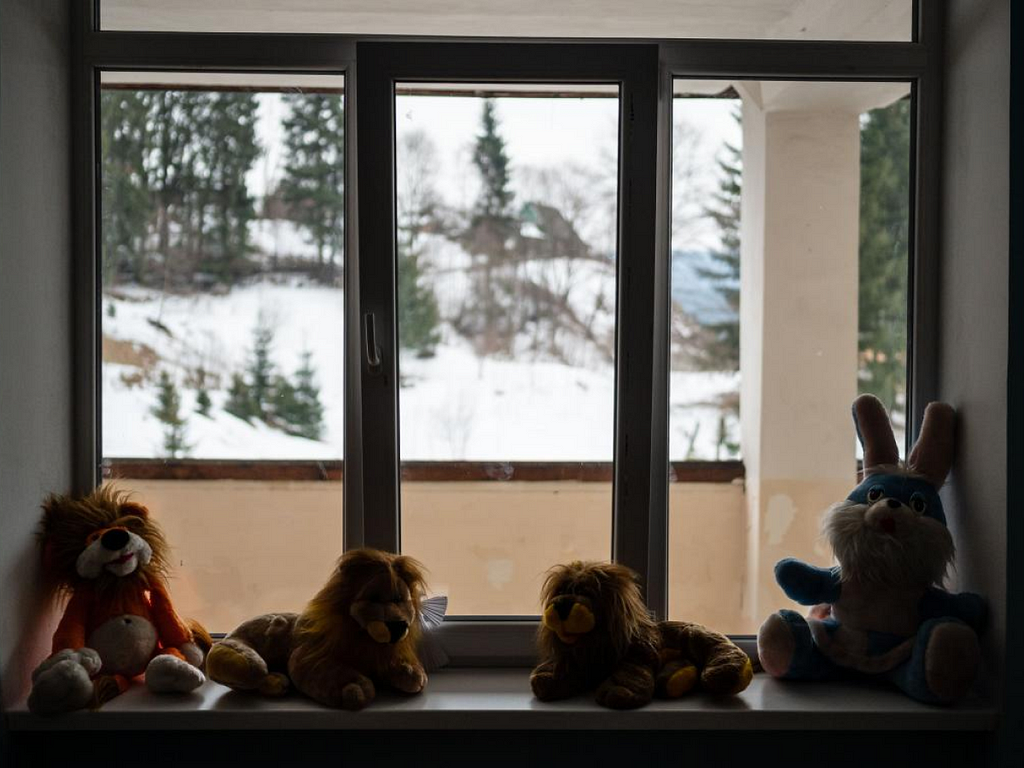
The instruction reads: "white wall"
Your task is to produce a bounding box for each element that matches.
[0,0,72,709]
[938,0,1009,696]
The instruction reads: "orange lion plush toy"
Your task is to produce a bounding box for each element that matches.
[207,548,431,710]
[531,561,753,709]
[27,487,210,714]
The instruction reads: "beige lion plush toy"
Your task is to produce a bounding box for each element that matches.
[207,548,432,710]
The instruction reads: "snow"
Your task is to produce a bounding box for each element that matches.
[102,263,740,461]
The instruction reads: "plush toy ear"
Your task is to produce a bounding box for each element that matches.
[852,394,901,476]
[907,401,955,488]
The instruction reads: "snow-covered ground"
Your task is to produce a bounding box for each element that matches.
[102,270,739,461]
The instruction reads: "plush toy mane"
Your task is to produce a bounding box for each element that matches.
[292,549,426,679]
[537,561,659,669]
[40,485,170,601]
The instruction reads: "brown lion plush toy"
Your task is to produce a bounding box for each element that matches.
[207,548,429,710]
[531,561,753,709]
[28,487,210,714]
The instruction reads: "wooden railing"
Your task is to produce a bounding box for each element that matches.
[104,459,745,483]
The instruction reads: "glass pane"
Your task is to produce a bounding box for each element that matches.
[395,86,619,615]
[668,79,911,632]
[99,72,345,632]
[101,0,913,41]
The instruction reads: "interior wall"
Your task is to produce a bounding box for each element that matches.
[0,0,72,709]
[937,0,1009,701]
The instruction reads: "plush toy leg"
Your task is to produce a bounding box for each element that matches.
[27,649,103,714]
[757,610,838,680]
[206,638,289,696]
[594,661,656,709]
[656,658,699,698]
[530,660,584,702]
[385,661,427,694]
[145,649,205,693]
[288,647,375,710]
[887,617,980,704]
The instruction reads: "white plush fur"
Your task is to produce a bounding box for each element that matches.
[26,650,100,714]
[824,499,955,588]
[145,654,205,693]
[75,530,152,579]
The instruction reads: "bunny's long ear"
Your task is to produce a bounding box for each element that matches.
[852,394,900,476]
[907,402,955,488]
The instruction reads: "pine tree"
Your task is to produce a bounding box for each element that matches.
[275,351,325,440]
[247,319,276,419]
[396,130,442,358]
[224,372,255,421]
[100,90,152,286]
[859,98,910,418]
[194,368,212,416]
[472,99,513,221]
[151,371,189,458]
[199,92,261,284]
[280,94,345,281]
[398,246,441,357]
[697,113,741,372]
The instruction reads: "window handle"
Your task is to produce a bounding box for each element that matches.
[364,312,383,374]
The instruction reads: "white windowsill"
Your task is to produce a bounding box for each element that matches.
[5,669,997,731]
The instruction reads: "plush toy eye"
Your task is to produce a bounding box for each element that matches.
[867,486,884,502]
[910,493,927,514]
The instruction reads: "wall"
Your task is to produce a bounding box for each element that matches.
[116,479,754,632]
[937,0,1009,700]
[0,0,72,709]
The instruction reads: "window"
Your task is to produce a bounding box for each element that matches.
[99,72,346,632]
[76,1,937,654]
[667,79,911,631]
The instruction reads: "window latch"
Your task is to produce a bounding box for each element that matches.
[364,312,383,375]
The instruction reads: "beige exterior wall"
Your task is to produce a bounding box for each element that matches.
[116,478,790,635]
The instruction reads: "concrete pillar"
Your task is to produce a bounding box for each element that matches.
[739,100,861,627]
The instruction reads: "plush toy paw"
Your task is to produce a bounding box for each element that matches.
[594,681,650,710]
[702,656,754,695]
[179,641,204,668]
[389,663,427,694]
[27,649,101,714]
[206,640,268,690]
[923,620,980,703]
[145,654,205,693]
[658,663,699,698]
[757,611,797,678]
[257,672,291,697]
[530,669,566,701]
[340,677,376,711]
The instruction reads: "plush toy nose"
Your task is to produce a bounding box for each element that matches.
[886,498,901,509]
[553,598,574,621]
[386,621,409,643]
[101,529,129,551]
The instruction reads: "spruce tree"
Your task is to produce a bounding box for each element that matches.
[246,319,276,420]
[698,115,741,372]
[398,246,441,357]
[194,368,212,416]
[199,92,261,284]
[859,98,910,418]
[280,94,345,281]
[275,351,325,440]
[151,371,189,458]
[100,90,151,286]
[225,372,255,421]
[472,99,513,221]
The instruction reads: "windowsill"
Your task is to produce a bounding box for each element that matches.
[4,669,998,731]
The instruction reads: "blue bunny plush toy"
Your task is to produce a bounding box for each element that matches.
[757,394,986,704]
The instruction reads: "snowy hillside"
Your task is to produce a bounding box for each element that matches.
[102,236,739,461]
